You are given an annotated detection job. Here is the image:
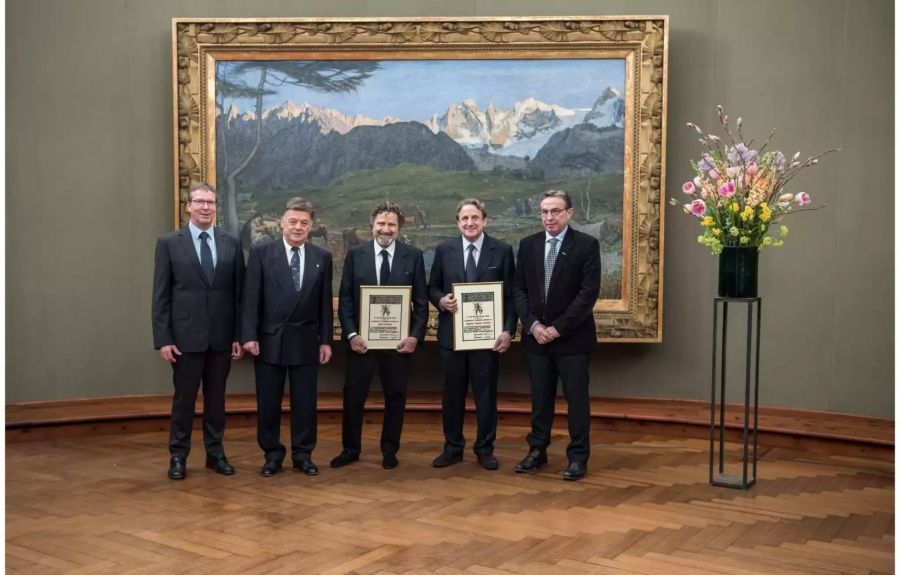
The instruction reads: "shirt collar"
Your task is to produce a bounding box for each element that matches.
[189,221,214,240]
[462,233,485,252]
[545,226,569,244]
[283,236,305,256]
[373,239,396,257]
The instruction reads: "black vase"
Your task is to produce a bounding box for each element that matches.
[718,246,759,298]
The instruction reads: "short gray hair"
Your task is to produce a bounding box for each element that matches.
[188,182,216,200]
[284,197,315,220]
[541,189,572,209]
[456,198,486,219]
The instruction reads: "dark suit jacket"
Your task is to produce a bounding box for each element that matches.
[241,239,333,366]
[513,226,601,355]
[428,234,518,350]
[338,241,428,345]
[152,225,243,353]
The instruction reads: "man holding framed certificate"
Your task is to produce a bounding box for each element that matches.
[332,201,428,470]
[428,199,517,470]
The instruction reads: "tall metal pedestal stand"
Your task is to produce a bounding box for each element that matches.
[709,296,761,489]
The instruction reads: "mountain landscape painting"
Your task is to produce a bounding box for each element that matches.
[214,58,627,299]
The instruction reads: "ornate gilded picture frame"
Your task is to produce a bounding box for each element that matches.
[173,16,668,342]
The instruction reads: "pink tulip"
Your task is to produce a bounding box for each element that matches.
[718,180,736,198]
[693,176,703,188]
[795,192,811,206]
[709,168,720,180]
[682,181,695,195]
[690,199,707,217]
[746,163,758,175]
[726,166,742,178]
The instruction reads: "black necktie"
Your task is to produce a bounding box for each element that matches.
[199,231,214,283]
[379,249,390,286]
[465,244,477,283]
[290,247,301,291]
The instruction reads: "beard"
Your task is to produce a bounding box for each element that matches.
[375,233,395,248]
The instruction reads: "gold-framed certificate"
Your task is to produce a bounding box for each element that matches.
[452,282,504,351]
[358,285,412,349]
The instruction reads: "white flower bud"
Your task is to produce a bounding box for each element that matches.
[736,117,742,128]
[792,151,801,161]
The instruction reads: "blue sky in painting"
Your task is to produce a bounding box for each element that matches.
[219,59,625,121]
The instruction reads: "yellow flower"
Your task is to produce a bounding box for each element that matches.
[712,228,721,236]
[759,204,772,222]
[701,216,714,227]
[729,202,740,213]
[740,206,755,222]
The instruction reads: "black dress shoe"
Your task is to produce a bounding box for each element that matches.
[260,460,282,477]
[563,461,587,481]
[432,452,463,468]
[330,450,359,468]
[514,448,548,473]
[382,453,399,469]
[205,455,235,475]
[293,460,319,476]
[168,457,186,480]
[476,453,499,471]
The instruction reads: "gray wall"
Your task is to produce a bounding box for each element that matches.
[7,0,894,417]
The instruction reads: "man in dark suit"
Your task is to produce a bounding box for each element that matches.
[331,201,428,470]
[152,183,244,480]
[513,189,601,481]
[428,199,517,470]
[241,197,333,477]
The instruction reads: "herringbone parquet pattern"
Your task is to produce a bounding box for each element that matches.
[6,421,894,574]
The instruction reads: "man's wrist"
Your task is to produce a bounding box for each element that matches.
[347,332,358,341]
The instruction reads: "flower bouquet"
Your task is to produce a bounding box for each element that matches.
[673,106,838,297]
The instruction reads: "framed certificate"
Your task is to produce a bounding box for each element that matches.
[358,285,412,349]
[452,282,504,351]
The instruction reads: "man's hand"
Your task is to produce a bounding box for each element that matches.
[350,335,368,354]
[319,344,332,365]
[397,336,418,354]
[243,341,260,356]
[160,345,182,363]
[493,331,512,353]
[544,326,561,342]
[439,293,458,313]
[231,341,244,359]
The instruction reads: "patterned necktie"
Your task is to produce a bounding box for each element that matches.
[544,237,559,297]
[198,231,214,283]
[290,247,301,292]
[379,249,390,286]
[465,244,477,283]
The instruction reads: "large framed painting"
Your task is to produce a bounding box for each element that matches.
[173,16,668,342]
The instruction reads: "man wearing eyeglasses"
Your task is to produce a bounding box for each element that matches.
[241,197,333,478]
[152,183,244,480]
[513,189,601,481]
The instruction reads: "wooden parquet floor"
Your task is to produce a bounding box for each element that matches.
[6,420,895,574]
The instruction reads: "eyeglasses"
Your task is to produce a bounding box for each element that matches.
[540,208,568,217]
[191,200,216,207]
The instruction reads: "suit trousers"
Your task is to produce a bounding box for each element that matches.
[169,350,230,459]
[440,348,498,456]
[254,360,318,464]
[525,349,591,464]
[341,350,410,456]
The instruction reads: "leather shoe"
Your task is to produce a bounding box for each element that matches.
[563,461,587,481]
[260,460,282,477]
[514,449,548,473]
[293,460,319,476]
[477,453,499,471]
[382,453,399,469]
[432,452,463,468]
[205,455,235,475]
[330,450,359,468]
[168,457,186,480]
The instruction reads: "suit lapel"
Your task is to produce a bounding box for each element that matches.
[475,235,494,280]
[296,244,320,306]
[178,225,210,287]
[361,242,377,285]
[388,242,408,285]
[449,240,465,282]
[211,228,227,286]
[271,240,296,299]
